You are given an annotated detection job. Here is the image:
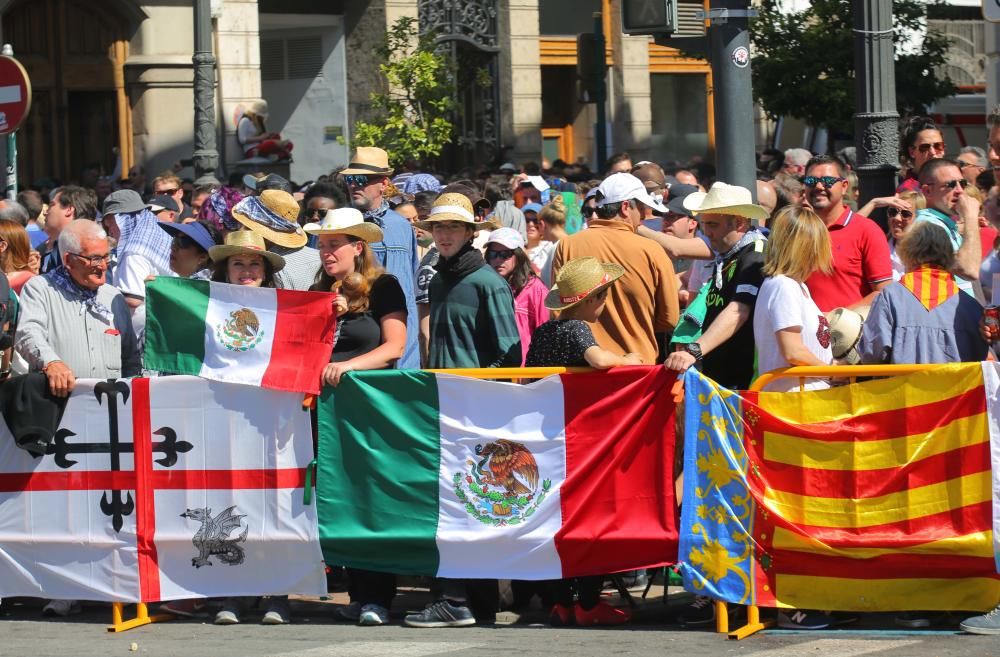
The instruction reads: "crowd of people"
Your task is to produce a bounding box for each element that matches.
[2,106,1000,633]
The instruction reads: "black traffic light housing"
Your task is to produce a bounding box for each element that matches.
[621,0,678,35]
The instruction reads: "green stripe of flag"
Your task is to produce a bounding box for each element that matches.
[144,278,210,374]
[318,370,441,575]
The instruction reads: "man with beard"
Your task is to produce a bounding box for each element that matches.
[801,156,892,312]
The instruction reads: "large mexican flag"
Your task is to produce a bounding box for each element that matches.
[144,278,336,394]
[317,368,680,579]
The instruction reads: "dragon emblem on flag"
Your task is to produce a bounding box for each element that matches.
[453,439,551,527]
[181,506,249,568]
[215,308,265,352]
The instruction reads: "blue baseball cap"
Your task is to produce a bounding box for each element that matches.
[520,202,543,216]
[159,221,216,254]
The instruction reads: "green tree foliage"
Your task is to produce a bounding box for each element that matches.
[350,17,455,165]
[751,0,956,135]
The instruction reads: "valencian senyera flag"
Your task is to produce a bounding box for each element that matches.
[679,363,1000,613]
[0,376,325,602]
[317,367,679,579]
[144,278,336,395]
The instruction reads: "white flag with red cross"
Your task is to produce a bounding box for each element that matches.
[0,376,325,602]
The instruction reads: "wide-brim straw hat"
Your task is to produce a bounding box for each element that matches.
[415,192,498,231]
[208,229,286,272]
[827,306,869,363]
[545,257,625,311]
[303,207,384,243]
[683,181,768,222]
[341,146,394,176]
[230,189,308,249]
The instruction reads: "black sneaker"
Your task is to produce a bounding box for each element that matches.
[677,595,716,628]
[777,609,834,630]
[404,600,476,628]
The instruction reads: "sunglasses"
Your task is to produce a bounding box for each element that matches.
[301,207,326,219]
[801,176,846,187]
[941,179,971,190]
[486,248,516,261]
[916,142,945,154]
[525,216,540,224]
[344,174,382,188]
[886,208,914,220]
[583,205,598,216]
[172,235,199,250]
[157,187,180,196]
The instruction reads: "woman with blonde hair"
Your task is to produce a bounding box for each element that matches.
[753,205,836,393]
[304,207,407,627]
[537,196,568,285]
[0,219,36,294]
[236,99,293,161]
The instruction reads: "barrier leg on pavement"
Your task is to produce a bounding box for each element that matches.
[107,602,173,633]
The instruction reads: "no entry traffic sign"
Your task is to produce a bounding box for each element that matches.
[0,55,31,135]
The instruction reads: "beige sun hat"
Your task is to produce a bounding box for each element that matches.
[208,229,286,272]
[826,306,869,364]
[303,207,384,243]
[415,192,499,232]
[248,99,269,118]
[341,146,394,176]
[545,257,625,311]
[230,189,308,249]
[683,181,768,221]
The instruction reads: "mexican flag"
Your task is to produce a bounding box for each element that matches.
[0,376,326,603]
[317,367,679,579]
[144,278,336,395]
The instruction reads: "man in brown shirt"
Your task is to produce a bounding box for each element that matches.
[551,173,679,363]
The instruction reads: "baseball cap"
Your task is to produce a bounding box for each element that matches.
[102,189,145,217]
[595,172,668,213]
[146,194,179,214]
[521,202,543,216]
[664,183,699,218]
[485,227,525,250]
[242,173,293,194]
[159,221,217,254]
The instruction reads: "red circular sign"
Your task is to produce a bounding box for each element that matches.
[0,56,31,136]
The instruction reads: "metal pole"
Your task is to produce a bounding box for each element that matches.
[3,43,15,200]
[192,0,220,185]
[852,0,898,226]
[707,1,757,198]
[593,12,607,172]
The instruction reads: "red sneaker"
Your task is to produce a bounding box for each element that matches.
[574,600,632,627]
[549,603,574,626]
[160,599,207,618]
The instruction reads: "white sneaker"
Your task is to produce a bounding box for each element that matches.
[42,599,81,617]
[358,603,389,626]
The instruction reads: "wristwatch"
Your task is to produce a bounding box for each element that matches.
[683,342,704,362]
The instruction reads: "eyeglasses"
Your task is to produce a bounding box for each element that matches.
[301,207,326,219]
[941,178,971,190]
[171,235,198,250]
[916,142,945,154]
[68,252,111,267]
[156,187,180,196]
[959,161,984,170]
[525,216,540,224]
[801,176,846,187]
[583,206,598,216]
[886,208,914,220]
[344,174,382,188]
[486,248,516,261]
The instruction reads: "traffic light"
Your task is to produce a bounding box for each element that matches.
[621,0,677,35]
[576,33,604,104]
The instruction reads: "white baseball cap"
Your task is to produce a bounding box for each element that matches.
[485,227,525,250]
[595,172,668,213]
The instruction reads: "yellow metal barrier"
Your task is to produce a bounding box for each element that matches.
[718,363,949,640]
[107,602,173,632]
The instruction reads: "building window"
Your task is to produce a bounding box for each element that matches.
[650,73,708,163]
[539,0,601,36]
[260,36,324,81]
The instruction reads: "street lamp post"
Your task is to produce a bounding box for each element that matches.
[852,0,898,218]
[192,0,220,186]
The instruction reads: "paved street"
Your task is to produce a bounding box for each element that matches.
[3,587,1000,657]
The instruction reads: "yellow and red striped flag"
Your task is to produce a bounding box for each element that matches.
[679,363,1000,612]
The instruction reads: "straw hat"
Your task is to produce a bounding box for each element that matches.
[683,181,768,221]
[415,193,498,231]
[341,147,394,176]
[230,189,307,249]
[303,207,384,243]
[545,257,625,311]
[208,230,286,271]
[827,306,869,364]
[248,99,269,119]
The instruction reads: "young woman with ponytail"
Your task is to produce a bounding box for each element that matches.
[537,195,569,285]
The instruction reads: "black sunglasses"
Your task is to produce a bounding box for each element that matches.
[886,208,913,220]
[486,248,516,261]
[583,206,598,216]
[941,179,970,190]
[345,174,383,187]
[801,176,846,188]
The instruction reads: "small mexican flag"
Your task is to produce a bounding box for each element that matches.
[145,278,336,395]
[317,367,679,579]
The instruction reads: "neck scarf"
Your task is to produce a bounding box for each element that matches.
[203,187,245,232]
[46,266,114,321]
[899,264,959,311]
[714,228,764,288]
[364,200,390,228]
[115,208,173,274]
[434,242,485,280]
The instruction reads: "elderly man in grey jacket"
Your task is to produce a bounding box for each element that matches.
[15,219,139,399]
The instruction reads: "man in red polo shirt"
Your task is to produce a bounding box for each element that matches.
[802,155,892,312]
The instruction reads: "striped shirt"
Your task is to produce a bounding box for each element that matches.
[272,245,321,291]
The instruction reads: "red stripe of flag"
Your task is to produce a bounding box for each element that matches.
[769,548,1000,581]
[554,367,678,578]
[760,441,990,499]
[132,378,161,603]
[150,468,306,489]
[747,386,985,442]
[259,289,336,394]
[0,471,136,492]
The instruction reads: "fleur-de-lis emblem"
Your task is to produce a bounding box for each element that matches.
[745,407,759,427]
